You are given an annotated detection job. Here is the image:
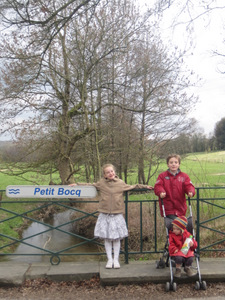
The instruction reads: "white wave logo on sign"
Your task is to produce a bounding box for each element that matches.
[6,185,97,198]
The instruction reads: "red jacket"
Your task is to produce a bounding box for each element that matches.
[169,229,197,258]
[154,169,195,217]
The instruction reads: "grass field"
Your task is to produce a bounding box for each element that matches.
[182,151,225,187]
[0,171,61,190]
[1,151,225,190]
[124,151,225,188]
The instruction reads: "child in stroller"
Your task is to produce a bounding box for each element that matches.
[169,216,197,278]
[156,197,207,291]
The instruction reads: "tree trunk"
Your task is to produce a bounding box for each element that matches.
[58,157,73,184]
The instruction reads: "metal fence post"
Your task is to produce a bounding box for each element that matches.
[196,188,200,254]
[124,191,129,264]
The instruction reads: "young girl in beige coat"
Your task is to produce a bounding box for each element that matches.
[71,164,153,269]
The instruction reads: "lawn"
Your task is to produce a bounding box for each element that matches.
[1,151,225,190]
[0,171,60,191]
[182,151,225,187]
[1,151,225,200]
[124,151,225,192]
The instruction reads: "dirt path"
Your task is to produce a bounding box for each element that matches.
[0,277,224,300]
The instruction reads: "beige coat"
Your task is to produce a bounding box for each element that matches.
[91,176,149,214]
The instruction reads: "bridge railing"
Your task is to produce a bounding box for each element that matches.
[0,187,224,264]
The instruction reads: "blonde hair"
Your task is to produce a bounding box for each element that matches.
[166,154,181,164]
[102,164,116,176]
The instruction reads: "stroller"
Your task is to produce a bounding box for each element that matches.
[156,197,207,292]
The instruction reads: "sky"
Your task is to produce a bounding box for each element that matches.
[139,0,225,137]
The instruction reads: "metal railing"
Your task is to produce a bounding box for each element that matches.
[195,187,225,255]
[0,187,224,264]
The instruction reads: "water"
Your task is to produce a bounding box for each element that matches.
[9,209,100,263]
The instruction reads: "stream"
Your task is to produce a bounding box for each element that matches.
[9,209,99,263]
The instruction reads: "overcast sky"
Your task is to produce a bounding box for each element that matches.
[139,0,225,136]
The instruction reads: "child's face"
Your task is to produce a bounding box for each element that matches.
[167,157,180,174]
[172,225,182,235]
[104,167,116,180]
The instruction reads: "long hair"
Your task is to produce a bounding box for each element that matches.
[102,164,116,177]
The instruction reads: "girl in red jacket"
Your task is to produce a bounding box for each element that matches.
[169,216,197,278]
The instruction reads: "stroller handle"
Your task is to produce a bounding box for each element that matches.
[160,198,167,218]
[188,196,191,206]
[161,197,192,218]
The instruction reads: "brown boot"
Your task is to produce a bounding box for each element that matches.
[174,268,181,278]
[184,266,196,277]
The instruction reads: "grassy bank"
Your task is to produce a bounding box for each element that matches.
[125,151,225,187]
[1,151,225,189]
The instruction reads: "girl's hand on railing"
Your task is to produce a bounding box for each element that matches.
[69,183,77,187]
[188,192,193,197]
[147,186,154,190]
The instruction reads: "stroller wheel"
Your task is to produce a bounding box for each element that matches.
[195,281,200,290]
[165,282,170,292]
[172,282,177,292]
[201,281,207,290]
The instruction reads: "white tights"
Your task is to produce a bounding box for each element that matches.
[104,239,121,262]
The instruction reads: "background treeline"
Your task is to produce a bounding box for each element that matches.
[1,122,224,184]
[0,0,224,185]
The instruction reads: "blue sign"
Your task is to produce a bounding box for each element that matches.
[6,185,97,198]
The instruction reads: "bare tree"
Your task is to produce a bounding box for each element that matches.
[0,0,101,69]
[128,33,197,184]
[0,0,155,183]
[0,0,198,184]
